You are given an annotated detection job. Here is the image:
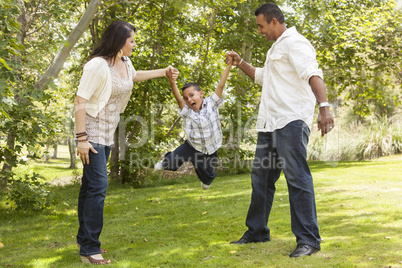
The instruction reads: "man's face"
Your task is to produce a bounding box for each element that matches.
[183,86,204,112]
[256,14,275,42]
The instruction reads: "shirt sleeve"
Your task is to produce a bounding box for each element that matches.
[76,61,105,100]
[179,105,190,117]
[254,67,264,86]
[287,40,323,82]
[210,93,224,108]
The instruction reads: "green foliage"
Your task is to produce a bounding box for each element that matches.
[287,0,402,116]
[67,0,401,185]
[2,0,402,189]
[0,0,85,187]
[5,173,57,211]
[108,0,273,184]
[0,0,21,117]
[308,115,402,161]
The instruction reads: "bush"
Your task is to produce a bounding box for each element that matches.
[308,116,402,161]
[5,173,57,211]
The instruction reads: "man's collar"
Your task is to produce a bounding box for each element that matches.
[275,26,296,43]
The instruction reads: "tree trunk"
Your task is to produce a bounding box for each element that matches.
[34,0,101,91]
[45,143,50,163]
[0,133,16,189]
[68,137,76,169]
[110,128,120,181]
[52,143,58,159]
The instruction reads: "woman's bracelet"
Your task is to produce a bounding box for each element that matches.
[76,131,87,138]
[77,138,88,142]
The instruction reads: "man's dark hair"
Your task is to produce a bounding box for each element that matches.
[181,82,202,92]
[255,3,285,24]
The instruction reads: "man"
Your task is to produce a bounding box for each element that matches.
[226,3,334,257]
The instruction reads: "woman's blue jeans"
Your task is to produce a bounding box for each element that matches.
[242,120,321,249]
[77,143,111,256]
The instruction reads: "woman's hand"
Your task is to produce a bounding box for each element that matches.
[166,67,179,81]
[225,51,242,66]
[165,66,179,79]
[77,141,98,165]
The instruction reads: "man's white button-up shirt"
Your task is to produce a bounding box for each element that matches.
[254,27,323,132]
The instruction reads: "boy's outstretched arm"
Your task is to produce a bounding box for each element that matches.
[167,68,185,110]
[215,56,233,98]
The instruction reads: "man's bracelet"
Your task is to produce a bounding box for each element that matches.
[318,102,330,108]
[237,58,243,67]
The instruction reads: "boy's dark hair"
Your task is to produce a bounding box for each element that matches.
[181,82,202,92]
[255,3,285,24]
[90,20,136,66]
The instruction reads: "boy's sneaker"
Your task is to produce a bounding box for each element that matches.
[201,182,210,190]
[154,161,164,171]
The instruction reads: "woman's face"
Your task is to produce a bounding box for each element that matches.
[122,30,136,57]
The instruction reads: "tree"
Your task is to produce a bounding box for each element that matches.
[2,0,401,190]
[286,0,402,116]
[0,0,101,189]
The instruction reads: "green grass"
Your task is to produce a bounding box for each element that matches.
[1,155,401,267]
[13,145,83,184]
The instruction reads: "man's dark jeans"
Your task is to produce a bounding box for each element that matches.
[242,120,321,249]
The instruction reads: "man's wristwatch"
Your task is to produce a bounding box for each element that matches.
[319,102,330,108]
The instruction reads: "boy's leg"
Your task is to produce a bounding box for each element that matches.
[162,141,194,171]
[193,151,218,186]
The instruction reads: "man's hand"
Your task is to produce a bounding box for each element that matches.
[165,66,179,80]
[225,51,241,66]
[317,107,335,137]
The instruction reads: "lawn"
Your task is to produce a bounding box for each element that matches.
[0,154,401,267]
[13,145,83,184]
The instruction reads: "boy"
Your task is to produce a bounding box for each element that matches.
[154,57,233,190]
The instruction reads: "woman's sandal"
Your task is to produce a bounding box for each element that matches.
[77,243,107,253]
[80,255,111,264]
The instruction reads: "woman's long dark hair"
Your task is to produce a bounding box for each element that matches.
[89,20,136,66]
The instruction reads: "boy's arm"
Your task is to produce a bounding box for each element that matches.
[215,57,233,98]
[167,69,185,110]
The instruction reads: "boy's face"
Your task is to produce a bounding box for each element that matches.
[183,86,204,112]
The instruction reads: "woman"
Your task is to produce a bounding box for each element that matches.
[74,20,178,264]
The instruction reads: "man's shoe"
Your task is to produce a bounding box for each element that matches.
[289,244,319,257]
[230,237,255,244]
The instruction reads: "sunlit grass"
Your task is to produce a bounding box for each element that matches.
[0,155,401,267]
[13,145,82,183]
